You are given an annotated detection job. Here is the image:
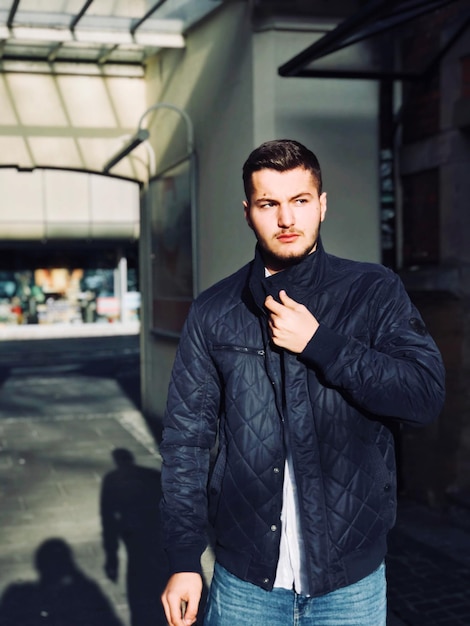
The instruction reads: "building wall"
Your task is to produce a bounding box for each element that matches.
[144,3,256,289]
[140,2,380,419]
[0,169,140,240]
[398,11,470,503]
[253,28,380,262]
[140,2,255,418]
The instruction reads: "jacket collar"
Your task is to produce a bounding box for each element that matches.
[248,237,327,314]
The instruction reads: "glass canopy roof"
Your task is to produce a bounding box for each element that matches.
[0,0,224,67]
[0,1,225,175]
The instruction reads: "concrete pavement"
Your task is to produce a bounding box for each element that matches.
[0,325,469,625]
[0,328,160,625]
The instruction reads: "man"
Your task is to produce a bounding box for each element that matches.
[160,139,445,626]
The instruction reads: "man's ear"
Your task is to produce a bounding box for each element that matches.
[243,200,253,229]
[320,192,327,222]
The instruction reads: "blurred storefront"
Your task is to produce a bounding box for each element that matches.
[0,257,140,327]
[0,168,141,326]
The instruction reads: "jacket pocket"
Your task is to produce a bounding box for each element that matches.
[212,344,265,357]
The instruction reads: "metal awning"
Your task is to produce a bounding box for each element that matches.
[0,0,223,69]
[279,0,470,81]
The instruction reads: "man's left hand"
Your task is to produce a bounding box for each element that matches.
[265,290,319,353]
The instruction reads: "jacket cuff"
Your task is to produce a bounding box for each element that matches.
[165,548,203,576]
[300,324,348,369]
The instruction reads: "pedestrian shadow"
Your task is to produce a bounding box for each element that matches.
[0,538,123,626]
[100,448,210,626]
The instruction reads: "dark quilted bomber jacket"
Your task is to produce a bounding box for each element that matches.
[160,239,445,597]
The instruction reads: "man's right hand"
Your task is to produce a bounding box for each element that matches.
[161,572,203,626]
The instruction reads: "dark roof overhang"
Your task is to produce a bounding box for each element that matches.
[278,0,470,81]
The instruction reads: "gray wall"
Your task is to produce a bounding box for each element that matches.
[140,2,254,418]
[253,28,380,262]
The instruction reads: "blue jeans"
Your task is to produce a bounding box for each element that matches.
[203,562,386,626]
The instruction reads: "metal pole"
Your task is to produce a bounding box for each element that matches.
[137,102,194,156]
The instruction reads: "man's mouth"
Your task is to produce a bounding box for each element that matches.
[276,233,300,243]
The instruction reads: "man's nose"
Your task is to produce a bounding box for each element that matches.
[278,203,295,228]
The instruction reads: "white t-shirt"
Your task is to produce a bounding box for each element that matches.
[273,455,306,592]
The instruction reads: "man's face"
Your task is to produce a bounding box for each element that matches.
[243,166,327,274]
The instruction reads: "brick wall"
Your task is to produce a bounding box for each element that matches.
[401,293,470,506]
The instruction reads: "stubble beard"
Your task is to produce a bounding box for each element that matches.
[259,232,319,273]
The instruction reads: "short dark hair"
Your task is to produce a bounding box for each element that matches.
[242,139,322,199]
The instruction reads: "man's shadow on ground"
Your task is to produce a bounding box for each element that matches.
[100,448,209,626]
[0,538,123,626]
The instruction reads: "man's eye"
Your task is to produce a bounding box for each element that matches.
[296,198,307,204]
[260,202,275,208]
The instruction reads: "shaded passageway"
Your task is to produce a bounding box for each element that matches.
[0,327,169,625]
